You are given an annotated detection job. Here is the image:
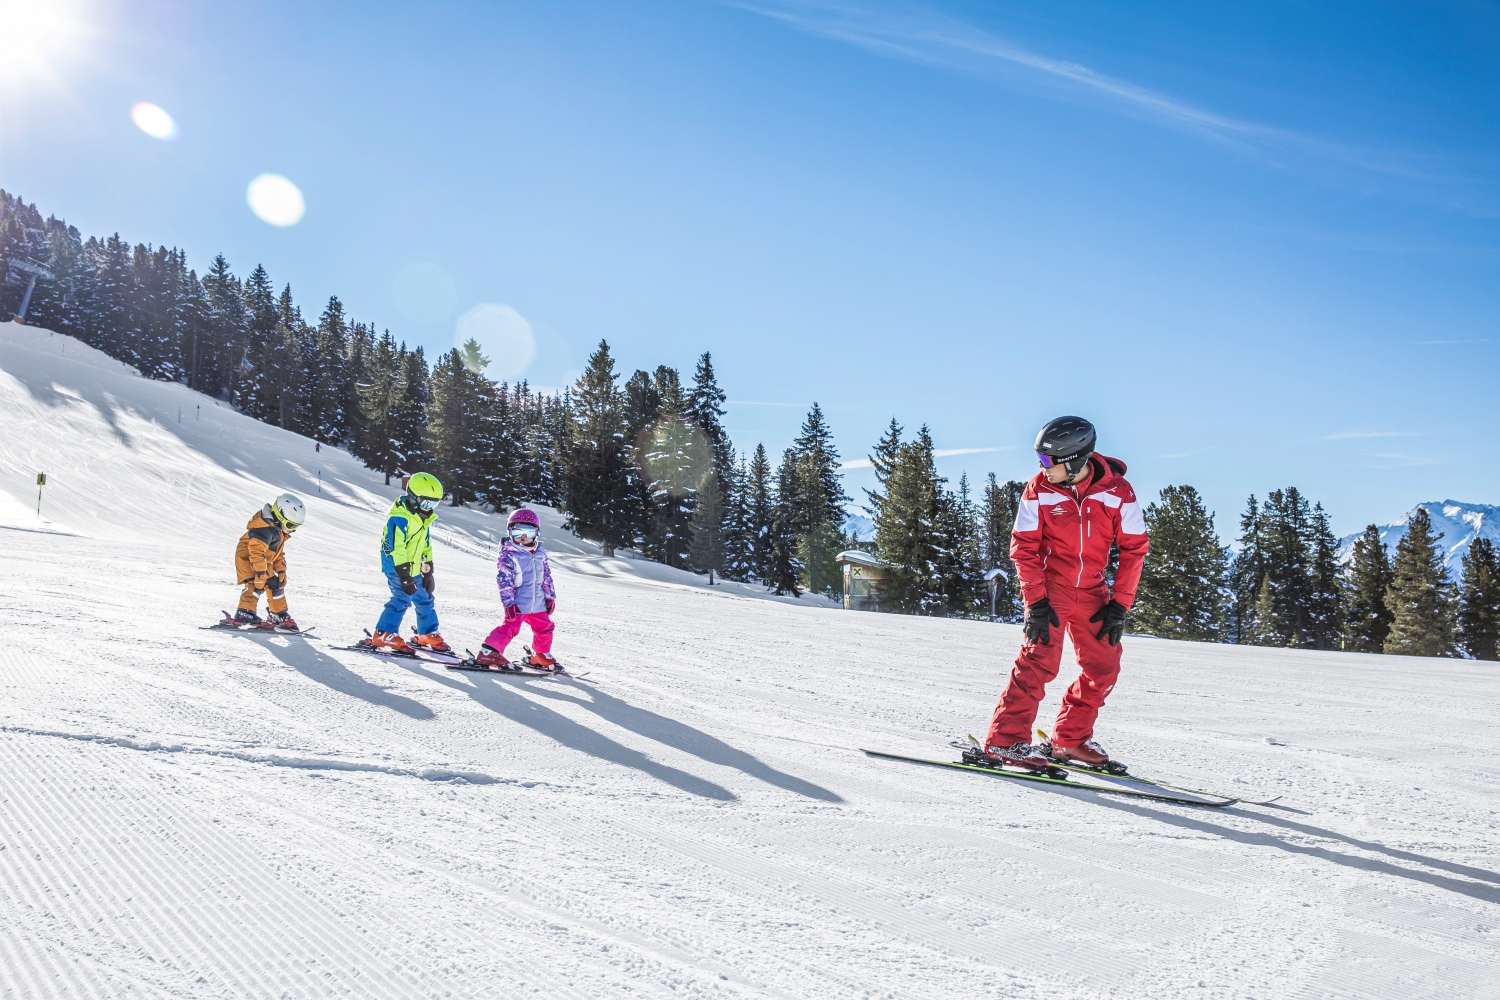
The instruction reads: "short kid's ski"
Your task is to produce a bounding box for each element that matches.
[864,749,1240,808]
[447,649,587,679]
[346,631,463,665]
[204,612,315,637]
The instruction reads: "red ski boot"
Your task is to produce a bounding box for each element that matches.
[267,610,301,632]
[964,742,1055,774]
[1050,739,1128,775]
[473,645,511,669]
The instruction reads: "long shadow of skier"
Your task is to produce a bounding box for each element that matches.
[400,662,736,801]
[1080,794,1500,906]
[526,683,843,803]
[248,633,436,720]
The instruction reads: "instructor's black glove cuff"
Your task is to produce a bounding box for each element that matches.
[1090,599,1128,646]
[422,570,435,595]
[1023,598,1061,646]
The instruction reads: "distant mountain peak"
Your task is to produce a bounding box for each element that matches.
[1338,500,1500,576]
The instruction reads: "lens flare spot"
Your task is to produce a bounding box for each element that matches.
[246,174,306,227]
[130,102,178,141]
[455,304,535,380]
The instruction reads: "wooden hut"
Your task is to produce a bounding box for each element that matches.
[836,550,888,611]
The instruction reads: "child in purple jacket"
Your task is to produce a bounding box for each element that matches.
[474,509,558,669]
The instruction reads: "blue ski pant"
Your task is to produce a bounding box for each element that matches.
[376,569,439,635]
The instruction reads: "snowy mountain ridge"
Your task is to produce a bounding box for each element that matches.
[1337,500,1499,576]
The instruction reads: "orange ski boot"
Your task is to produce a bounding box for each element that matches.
[412,632,453,654]
[527,649,560,671]
[368,629,412,653]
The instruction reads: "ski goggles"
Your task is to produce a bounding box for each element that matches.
[509,524,539,542]
[1038,451,1088,472]
[409,494,439,512]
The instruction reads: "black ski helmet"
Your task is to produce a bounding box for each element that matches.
[1035,416,1096,476]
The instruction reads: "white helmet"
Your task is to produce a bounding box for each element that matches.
[270,493,306,532]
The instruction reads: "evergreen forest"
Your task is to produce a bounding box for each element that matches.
[4,190,1494,657]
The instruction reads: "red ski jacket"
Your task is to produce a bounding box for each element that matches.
[1010,453,1149,609]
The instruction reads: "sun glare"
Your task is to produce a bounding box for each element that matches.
[130,102,178,140]
[246,174,306,227]
[0,0,81,86]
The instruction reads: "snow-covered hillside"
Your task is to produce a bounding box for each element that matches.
[1338,501,1500,577]
[2,322,1499,999]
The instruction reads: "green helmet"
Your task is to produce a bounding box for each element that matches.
[405,472,444,514]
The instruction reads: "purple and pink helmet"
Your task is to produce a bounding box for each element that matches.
[507,508,540,530]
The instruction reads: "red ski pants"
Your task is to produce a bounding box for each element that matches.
[985,583,1122,750]
[484,612,554,657]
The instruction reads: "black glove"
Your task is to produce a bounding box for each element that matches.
[397,566,417,596]
[265,573,285,598]
[1023,598,1061,646]
[1090,599,1128,646]
[422,570,435,595]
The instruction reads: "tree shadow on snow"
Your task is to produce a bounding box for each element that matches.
[400,662,736,801]
[525,683,843,803]
[1084,795,1500,906]
[248,634,436,720]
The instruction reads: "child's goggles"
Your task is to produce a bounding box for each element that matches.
[509,524,539,542]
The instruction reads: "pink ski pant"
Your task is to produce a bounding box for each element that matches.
[484,612,554,656]
[985,583,1122,750]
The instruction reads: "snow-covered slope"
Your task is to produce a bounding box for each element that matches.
[2,323,1499,999]
[1338,501,1500,577]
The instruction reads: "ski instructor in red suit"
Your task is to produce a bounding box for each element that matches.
[980,416,1149,775]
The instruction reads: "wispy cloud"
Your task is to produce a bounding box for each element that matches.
[721,0,1499,214]
[840,445,1006,470]
[1319,431,1421,441]
[726,399,809,407]
[1409,338,1490,346]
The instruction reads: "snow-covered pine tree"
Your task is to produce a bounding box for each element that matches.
[200,255,247,399]
[1342,525,1394,653]
[745,444,775,581]
[1132,485,1228,641]
[354,331,406,483]
[1383,506,1457,657]
[427,347,489,506]
[767,449,804,596]
[932,472,984,618]
[1457,537,1500,661]
[390,346,431,477]
[309,296,351,444]
[686,352,732,488]
[721,455,754,583]
[1251,488,1315,647]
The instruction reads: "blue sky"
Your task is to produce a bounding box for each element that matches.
[2,0,1496,537]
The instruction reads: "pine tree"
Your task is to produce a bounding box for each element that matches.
[980,474,1024,620]
[237,265,278,420]
[875,427,943,615]
[790,402,849,532]
[721,455,754,582]
[1457,537,1500,661]
[1132,485,1227,641]
[1342,525,1394,653]
[355,330,406,483]
[686,352,732,487]
[309,296,350,443]
[1228,496,1263,644]
[863,417,903,528]
[427,347,487,505]
[200,254,247,399]
[932,472,984,617]
[688,471,726,584]
[391,346,431,475]
[1384,507,1457,657]
[1305,504,1344,650]
[563,341,635,556]
[1253,488,1314,647]
[766,449,803,596]
[745,444,775,581]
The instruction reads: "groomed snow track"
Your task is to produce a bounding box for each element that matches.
[2,324,1498,999]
